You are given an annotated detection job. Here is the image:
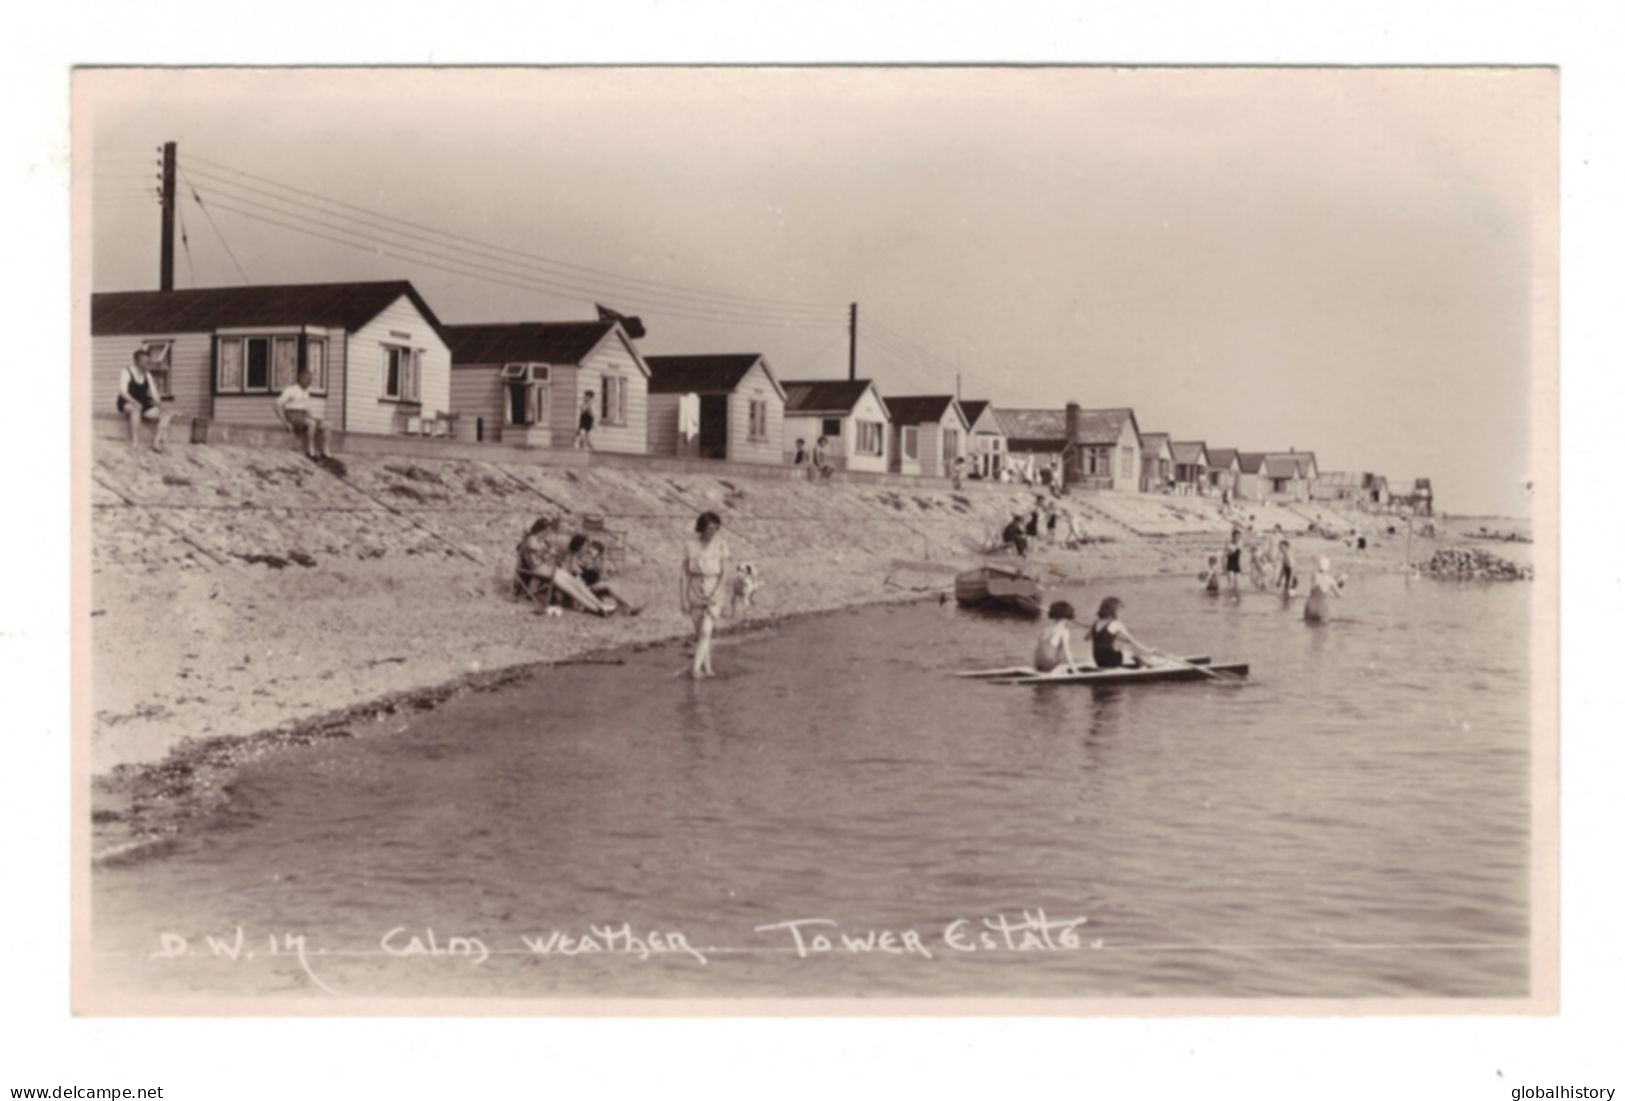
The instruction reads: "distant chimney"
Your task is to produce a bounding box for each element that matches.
[1063,402,1083,485]
[1065,402,1082,445]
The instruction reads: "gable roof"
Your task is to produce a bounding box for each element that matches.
[883,394,966,429]
[1266,450,1318,477]
[1264,456,1301,478]
[996,408,1067,442]
[781,378,880,416]
[1072,407,1140,446]
[1206,447,1241,470]
[958,400,1002,432]
[1237,451,1268,474]
[644,354,783,399]
[445,321,615,366]
[92,281,447,340]
[1317,471,1364,489]
[1170,441,1209,464]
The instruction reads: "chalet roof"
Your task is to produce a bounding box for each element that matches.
[996,408,1067,442]
[1317,471,1364,488]
[92,281,447,339]
[1170,441,1209,464]
[995,407,1138,447]
[1237,451,1268,474]
[644,354,782,398]
[883,395,964,428]
[1267,450,1319,477]
[1139,431,1172,455]
[1206,447,1241,469]
[958,400,999,430]
[782,378,878,416]
[445,321,618,366]
[1264,456,1301,478]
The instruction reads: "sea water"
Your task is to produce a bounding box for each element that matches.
[93,573,1532,999]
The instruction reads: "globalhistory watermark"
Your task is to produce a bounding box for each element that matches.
[1509,1088,1614,1101]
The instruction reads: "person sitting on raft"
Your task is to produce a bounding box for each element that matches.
[1303,555,1346,622]
[1033,600,1084,675]
[1087,597,1163,669]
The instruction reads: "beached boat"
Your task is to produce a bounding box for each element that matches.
[953,564,1044,616]
[997,661,1249,687]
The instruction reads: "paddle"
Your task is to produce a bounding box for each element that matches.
[1151,650,1243,683]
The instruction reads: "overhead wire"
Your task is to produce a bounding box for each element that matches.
[180,170,250,285]
[180,153,848,319]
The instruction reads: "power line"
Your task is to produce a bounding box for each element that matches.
[193,193,842,330]
[180,167,845,325]
[177,205,196,287]
[180,152,848,319]
[181,171,249,285]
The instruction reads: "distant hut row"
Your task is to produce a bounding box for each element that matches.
[87,278,1427,507]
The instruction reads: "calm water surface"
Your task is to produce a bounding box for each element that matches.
[94,574,1531,999]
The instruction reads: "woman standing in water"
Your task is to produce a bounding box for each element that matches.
[680,510,730,678]
[1303,556,1346,622]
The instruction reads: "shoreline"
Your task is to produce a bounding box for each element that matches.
[88,437,1503,865]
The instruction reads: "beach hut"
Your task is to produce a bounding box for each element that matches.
[780,378,891,473]
[1310,470,1365,503]
[958,400,1008,479]
[445,320,650,451]
[883,395,971,478]
[1139,432,1175,493]
[1235,452,1268,501]
[1262,450,1318,502]
[1205,447,1243,497]
[91,280,452,435]
[643,354,785,464]
[1170,441,1210,495]
[998,406,1141,491]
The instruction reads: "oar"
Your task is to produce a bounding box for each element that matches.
[1152,650,1243,683]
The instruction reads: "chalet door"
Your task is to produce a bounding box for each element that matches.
[699,394,728,460]
[507,383,528,426]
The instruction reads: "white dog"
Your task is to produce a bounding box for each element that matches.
[730,562,762,617]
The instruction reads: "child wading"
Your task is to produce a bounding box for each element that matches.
[1198,555,1223,594]
[1033,601,1083,674]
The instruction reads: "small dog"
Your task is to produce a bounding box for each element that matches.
[730,562,762,617]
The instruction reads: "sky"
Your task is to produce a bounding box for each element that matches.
[82,67,1552,515]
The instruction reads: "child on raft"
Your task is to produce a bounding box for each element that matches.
[1033,601,1084,674]
[1303,556,1346,622]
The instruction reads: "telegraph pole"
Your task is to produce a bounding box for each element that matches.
[848,302,858,381]
[159,141,177,291]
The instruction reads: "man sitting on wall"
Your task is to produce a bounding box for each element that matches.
[274,369,334,460]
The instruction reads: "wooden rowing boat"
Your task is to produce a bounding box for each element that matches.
[953,564,1044,616]
[997,661,1250,687]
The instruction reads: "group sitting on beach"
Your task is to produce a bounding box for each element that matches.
[514,517,642,617]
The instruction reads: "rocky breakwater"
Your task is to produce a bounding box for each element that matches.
[1421,546,1534,580]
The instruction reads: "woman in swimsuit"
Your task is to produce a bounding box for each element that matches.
[1222,527,1245,597]
[1086,597,1161,669]
[1303,555,1345,623]
[118,348,174,452]
[680,510,730,678]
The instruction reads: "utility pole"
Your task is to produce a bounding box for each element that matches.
[159,141,177,291]
[956,347,962,401]
[848,302,857,381]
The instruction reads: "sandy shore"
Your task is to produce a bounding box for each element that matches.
[88,437,1485,861]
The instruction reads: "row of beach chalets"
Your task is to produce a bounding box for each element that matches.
[91,278,1432,513]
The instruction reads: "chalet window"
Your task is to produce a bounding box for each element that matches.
[748,399,769,441]
[500,363,551,427]
[1121,446,1133,477]
[1085,446,1112,475]
[944,429,959,462]
[600,374,628,425]
[245,337,272,391]
[822,418,842,438]
[855,419,883,455]
[382,345,420,403]
[901,426,919,461]
[305,337,328,394]
[270,335,300,391]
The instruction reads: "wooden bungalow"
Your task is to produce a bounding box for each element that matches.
[997,405,1141,491]
[643,354,785,464]
[1170,441,1210,495]
[91,280,453,435]
[1261,450,1318,502]
[958,400,1008,479]
[883,395,970,479]
[1139,432,1175,493]
[1205,447,1243,496]
[780,378,891,474]
[1235,452,1268,501]
[445,320,650,452]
